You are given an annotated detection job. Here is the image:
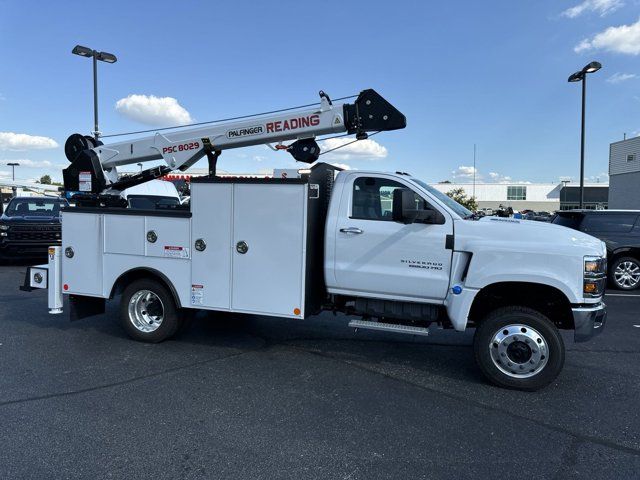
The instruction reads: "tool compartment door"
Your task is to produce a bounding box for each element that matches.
[61,212,103,296]
[231,183,306,317]
[190,183,233,309]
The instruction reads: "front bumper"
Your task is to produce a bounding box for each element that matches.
[0,241,60,258]
[572,301,607,342]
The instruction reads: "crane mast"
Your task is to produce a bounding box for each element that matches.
[62,89,406,197]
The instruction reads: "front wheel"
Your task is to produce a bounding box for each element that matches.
[473,306,565,391]
[120,278,182,342]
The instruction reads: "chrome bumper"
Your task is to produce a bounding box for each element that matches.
[572,302,606,343]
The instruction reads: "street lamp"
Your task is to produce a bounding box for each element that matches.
[6,162,19,181]
[568,61,601,209]
[7,162,19,197]
[72,45,117,140]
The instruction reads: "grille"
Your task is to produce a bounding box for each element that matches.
[7,224,61,242]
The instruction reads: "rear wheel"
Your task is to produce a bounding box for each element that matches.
[120,278,181,342]
[609,256,640,290]
[473,306,565,391]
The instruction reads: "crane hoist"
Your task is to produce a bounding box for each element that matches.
[62,89,406,199]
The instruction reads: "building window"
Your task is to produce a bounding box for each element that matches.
[627,154,636,163]
[507,186,527,201]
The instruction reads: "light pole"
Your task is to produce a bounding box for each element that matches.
[7,162,19,197]
[72,45,117,140]
[568,61,601,209]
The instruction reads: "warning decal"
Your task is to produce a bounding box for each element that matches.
[79,171,92,192]
[191,284,204,305]
[163,246,190,259]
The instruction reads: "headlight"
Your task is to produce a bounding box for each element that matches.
[585,256,606,275]
[584,256,607,297]
[0,224,8,231]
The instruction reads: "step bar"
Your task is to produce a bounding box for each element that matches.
[348,320,430,337]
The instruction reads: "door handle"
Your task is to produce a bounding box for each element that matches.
[339,227,363,234]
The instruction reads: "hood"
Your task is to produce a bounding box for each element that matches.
[0,214,60,224]
[456,216,606,257]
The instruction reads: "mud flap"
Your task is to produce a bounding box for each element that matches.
[69,295,106,321]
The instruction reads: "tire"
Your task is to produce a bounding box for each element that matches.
[609,256,640,291]
[119,278,182,343]
[473,306,565,391]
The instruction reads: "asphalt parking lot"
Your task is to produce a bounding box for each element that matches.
[0,263,639,479]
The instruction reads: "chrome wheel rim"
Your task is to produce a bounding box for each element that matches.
[128,290,164,333]
[614,261,640,289]
[489,324,549,379]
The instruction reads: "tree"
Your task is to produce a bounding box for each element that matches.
[446,187,478,211]
[39,175,52,185]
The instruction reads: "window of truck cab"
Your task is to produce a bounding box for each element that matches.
[350,176,434,221]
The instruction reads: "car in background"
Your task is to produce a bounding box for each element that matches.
[552,209,640,290]
[0,196,68,261]
[523,211,552,222]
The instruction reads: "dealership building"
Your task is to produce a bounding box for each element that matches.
[429,182,609,212]
[608,136,640,209]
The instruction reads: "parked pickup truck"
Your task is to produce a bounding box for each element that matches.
[0,196,67,260]
[23,163,607,390]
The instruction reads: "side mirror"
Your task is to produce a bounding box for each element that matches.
[392,188,444,224]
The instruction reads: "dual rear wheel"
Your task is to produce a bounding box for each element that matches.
[120,279,182,343]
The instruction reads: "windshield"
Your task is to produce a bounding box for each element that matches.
[409,178,473,218]
[551,212,584,229]
[127,195,181,210]
[5,198,66,217]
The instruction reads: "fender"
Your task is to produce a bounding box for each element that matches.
[109,267,183,308]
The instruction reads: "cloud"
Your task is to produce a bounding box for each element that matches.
[115,94,193,126]
[253,155,266,162]
[451,166,531,184]
[0,132,59,150]
[607,72,637,83]
[451,165,478,180]
[562,0,624,18]
[319,137,388,160]
[574,18,640,55]
[587,171,609,182]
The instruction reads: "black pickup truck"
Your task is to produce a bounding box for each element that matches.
[0,196,68,261]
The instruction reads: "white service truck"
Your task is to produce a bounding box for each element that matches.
[22,89,606,391]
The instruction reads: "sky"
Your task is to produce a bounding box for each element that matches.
[1,0,639,186]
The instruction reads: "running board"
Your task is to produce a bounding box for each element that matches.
[348,320,430,337]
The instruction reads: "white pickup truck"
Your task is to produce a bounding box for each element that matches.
[23,162,607,391]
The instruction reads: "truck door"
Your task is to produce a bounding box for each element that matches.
[332,174,453,302]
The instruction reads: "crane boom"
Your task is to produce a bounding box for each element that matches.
[62,89,406,195]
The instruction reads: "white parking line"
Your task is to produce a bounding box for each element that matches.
[605,293,640,297]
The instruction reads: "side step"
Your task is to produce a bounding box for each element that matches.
[348,320,430,337]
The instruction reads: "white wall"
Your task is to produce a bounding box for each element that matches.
[429,183,562,203]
